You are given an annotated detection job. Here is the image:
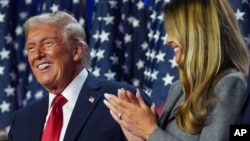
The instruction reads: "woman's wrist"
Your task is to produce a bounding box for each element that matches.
[143,124,158,140]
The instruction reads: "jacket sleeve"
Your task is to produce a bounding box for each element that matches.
[147,72,247,141]
[199,72,247,141]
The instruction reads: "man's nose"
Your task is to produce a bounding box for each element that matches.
[33,47,45,60]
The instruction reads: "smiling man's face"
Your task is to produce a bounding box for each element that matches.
[25,23,76,93]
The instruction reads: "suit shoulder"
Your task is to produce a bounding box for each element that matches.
[99,78,137,91]
[14,96,47,116]
[216,71,247,88]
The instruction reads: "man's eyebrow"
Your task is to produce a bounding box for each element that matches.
[25,37,58,48]
[26,37,58,44]
[25,42,33,49]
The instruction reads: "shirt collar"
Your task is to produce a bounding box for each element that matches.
[49,69,88,107]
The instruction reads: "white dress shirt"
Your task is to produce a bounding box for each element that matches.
[44,69,88,141]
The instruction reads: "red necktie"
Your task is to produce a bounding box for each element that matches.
[42,94,67,141]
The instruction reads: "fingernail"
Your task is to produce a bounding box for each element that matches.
[118,89,122,93]
[104,93,110,99]
[103,99,108,105]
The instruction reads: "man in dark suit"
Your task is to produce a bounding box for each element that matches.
[8,11,151,141]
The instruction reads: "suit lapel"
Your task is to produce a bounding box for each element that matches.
[63,72,102,141]
[30,96,49,140]
[158,81,184,128]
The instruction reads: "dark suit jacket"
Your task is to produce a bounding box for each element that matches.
[8,72,151,141]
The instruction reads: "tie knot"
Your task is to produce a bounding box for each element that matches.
[53,94,67,107]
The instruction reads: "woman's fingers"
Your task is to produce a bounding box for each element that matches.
[104,93,134,119]
[103,91,158,140]
[136,89,148,109]
[117,88,141,106]
[103,94,123,115]
[118,88,130,102]
[150,103,156,115]
[126,90,139,105]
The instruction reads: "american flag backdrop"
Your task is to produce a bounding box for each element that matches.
[88,0,149,88]
[143,0,178,113]
[0,0,250,137]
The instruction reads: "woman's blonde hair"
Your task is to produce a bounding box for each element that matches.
[163,0,249,133]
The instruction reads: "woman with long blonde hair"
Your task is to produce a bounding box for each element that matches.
[104,0,250,140]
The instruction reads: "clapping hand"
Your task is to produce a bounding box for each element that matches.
[104,89,158,140]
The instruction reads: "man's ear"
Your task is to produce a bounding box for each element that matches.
[73,42,84,61]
